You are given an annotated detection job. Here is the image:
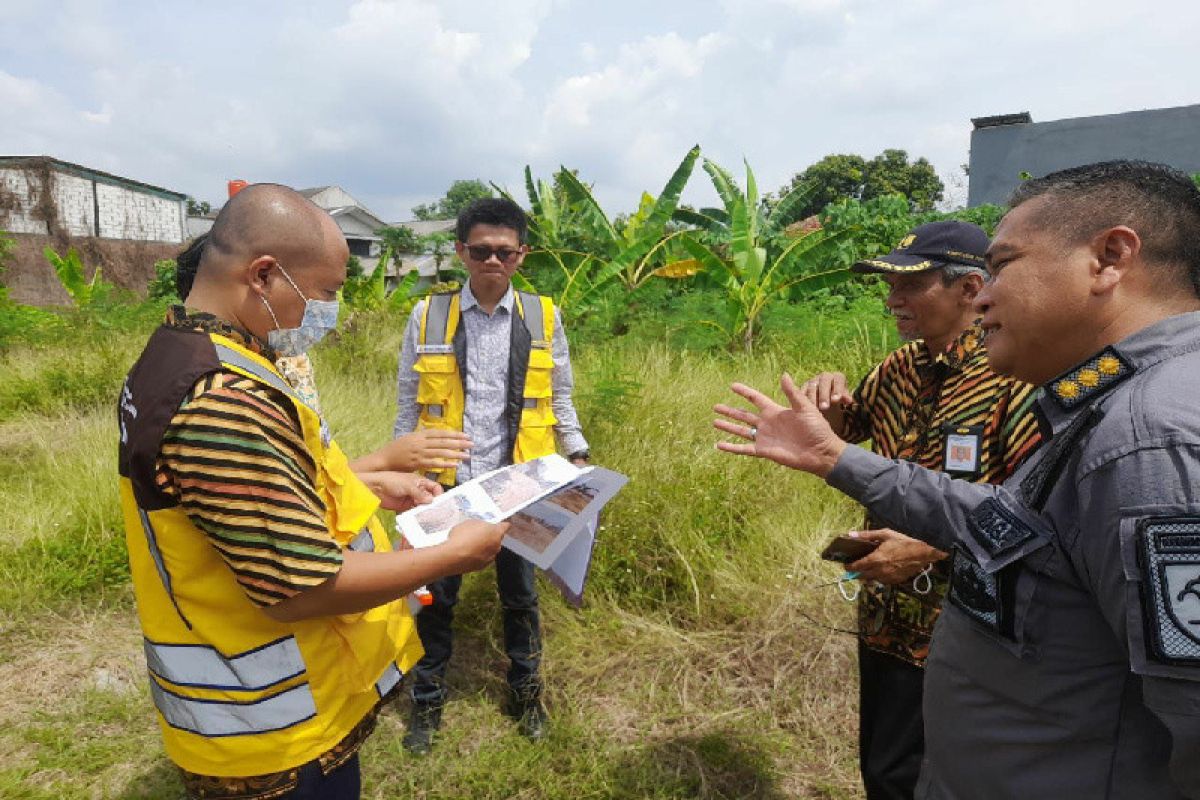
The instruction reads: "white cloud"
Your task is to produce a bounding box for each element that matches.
[530,31,726,206]
[80,103,112,125]
[0,0,1197,221]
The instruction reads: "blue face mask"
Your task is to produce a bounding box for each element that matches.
[260,263,339,357]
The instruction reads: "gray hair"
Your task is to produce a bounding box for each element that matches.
[938,262,988,285]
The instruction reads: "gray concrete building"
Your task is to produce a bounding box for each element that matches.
[967,104,1200,207]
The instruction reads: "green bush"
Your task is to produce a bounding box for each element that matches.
[0,293,66,350]
[147,259,180,302]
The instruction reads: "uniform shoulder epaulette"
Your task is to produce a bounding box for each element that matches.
[1046,346,1134,411]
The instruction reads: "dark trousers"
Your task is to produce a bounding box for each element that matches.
[410,547,542,706]
[858,642,925,800]
[283,754,360,799]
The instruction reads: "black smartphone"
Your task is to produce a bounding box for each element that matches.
[820,535,878,564]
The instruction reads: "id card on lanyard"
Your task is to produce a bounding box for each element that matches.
[943,423,983,475]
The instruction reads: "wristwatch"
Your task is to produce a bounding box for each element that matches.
[568,449,591,463]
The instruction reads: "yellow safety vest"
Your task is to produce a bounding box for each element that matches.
[117,330,423,778]
[414,290,558,486]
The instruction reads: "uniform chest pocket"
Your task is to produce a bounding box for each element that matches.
[947,497,1055,657]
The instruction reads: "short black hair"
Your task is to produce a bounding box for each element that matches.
[456,197,528,244]
[175,233,208,300]
[1009,160,1200,297]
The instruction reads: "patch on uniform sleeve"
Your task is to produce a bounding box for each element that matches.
[1139,517,1200,665]
[967,497,1037,558]
[947,546,1001,630]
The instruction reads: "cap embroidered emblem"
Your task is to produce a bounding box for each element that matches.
[1046,346,1133,410]
[897,234,916,249]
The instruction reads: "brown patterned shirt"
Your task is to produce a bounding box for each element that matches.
[841,325,1041,665]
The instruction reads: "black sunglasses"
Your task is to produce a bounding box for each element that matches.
[462,244,523,265]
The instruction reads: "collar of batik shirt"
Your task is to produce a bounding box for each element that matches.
[913,323,985,378]
[166,305,276,360]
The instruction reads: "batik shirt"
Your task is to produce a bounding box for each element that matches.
[841,324,1041,665]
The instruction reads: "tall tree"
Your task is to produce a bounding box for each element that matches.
[862,149,943,211]
[411,179,494,220]
[376,225,422,254]
[784,154,868,221]
[781,149,945,222]
[185,197,211,216]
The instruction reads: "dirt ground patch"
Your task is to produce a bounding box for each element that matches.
[4,233,178,306]
[0,605,144,727]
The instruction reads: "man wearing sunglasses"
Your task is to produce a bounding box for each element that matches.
[394,197,590,753]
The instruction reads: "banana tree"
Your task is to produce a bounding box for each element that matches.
[676,158,852,354]
[43,246,112,308]
[510,146,702,317]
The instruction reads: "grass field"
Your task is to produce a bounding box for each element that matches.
[0,301,896,799]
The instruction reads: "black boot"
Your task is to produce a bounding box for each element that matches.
[507,690,549,741]
[402,702,443,755]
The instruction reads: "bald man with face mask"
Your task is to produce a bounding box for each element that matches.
[117,184,507,799]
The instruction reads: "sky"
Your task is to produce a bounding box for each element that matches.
[2,0,1198,222]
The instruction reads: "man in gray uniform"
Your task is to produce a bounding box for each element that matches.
[715,160,1200,798]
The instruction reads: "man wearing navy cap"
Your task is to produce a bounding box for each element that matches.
[802,221,1041,799]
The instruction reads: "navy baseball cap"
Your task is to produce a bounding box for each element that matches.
[852,220,989,274]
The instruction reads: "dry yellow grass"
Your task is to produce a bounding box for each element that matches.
[0,308,889,798]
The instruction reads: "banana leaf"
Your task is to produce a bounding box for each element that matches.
[556,168,619,247]
[702,159,742,213]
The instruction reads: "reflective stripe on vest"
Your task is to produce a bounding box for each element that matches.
[423,293,455,345]
[517,291,546,346]
[419,291,548,351]
[213,344,304,406]
[375,662,402,698]
[213,342,331,446]
[150,679,317,738]
[419,294,456,419]
[137,507,192,630]
[348,527,374,552]
[144,636,306,691]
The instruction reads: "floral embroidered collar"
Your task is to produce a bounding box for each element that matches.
[913,323,985,376]
[165,305,276,360]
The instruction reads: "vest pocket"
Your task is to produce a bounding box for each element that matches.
[518,349,557,458]
[524,348,555,397]
[521,349,557,425]
[415,354,458,423]
[516,348,557,461]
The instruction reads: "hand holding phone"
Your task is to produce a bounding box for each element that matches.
[820,534,879,564]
